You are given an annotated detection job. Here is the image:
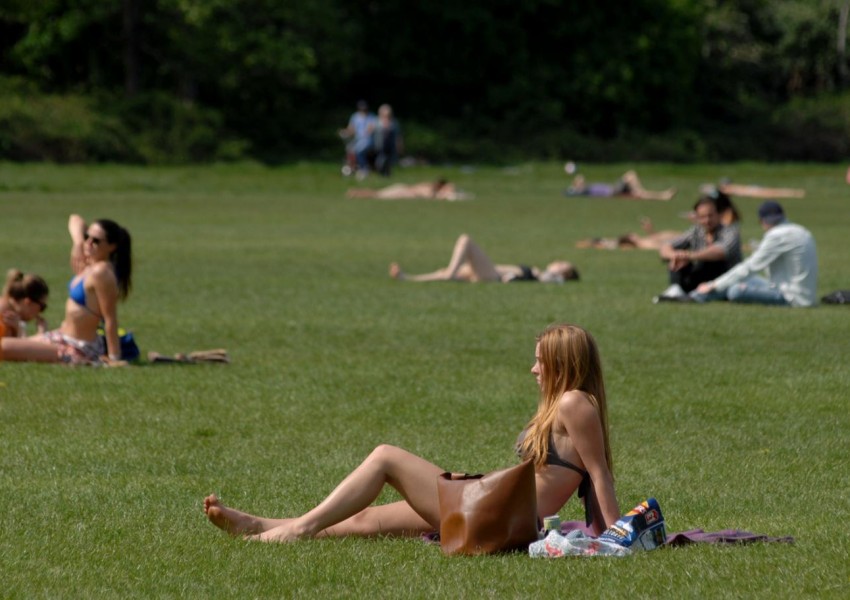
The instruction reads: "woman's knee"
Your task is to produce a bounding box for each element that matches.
[367,444,405,466]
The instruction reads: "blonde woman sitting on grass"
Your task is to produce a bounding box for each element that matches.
[204,323,619,542]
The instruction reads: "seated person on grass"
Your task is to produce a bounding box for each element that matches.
[204,323,620,542]
[0,269,49,339]
[389,234,578,283]
[654,194,741,301]
[0,214,132,366]
[691,201,818,307]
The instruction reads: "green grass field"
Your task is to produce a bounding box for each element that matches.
[2,161,848,598]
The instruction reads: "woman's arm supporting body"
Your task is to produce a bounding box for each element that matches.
[558,391,619,530]
[88,261,121,361]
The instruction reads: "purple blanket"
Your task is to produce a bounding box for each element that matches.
[559,520,794,546]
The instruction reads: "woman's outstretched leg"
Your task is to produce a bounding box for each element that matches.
[0,338,61,362]
[204,494,433,539]
[249,444,444,543]
[389,234,499,282]
[204,495,291,535]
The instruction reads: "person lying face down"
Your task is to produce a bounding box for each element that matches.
[389,234,579,283]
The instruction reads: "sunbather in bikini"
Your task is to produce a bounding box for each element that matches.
[389,234,578,283]
[565,170,676,201]
[347,179,472,201]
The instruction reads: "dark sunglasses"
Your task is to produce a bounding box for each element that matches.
[32,298,47,312]
[84,233,104,246]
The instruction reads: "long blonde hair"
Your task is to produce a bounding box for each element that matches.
[519,324,612,472]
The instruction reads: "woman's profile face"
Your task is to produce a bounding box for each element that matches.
[83,224,116,262]
[531,342,543,389]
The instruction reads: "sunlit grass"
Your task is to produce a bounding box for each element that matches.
[1,161,848,598]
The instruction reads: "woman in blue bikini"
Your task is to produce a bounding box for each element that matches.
[203,323,619,542]
[0,214,132,366]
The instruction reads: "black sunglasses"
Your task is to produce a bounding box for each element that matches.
[32,299,47,312]
[84,233,104,246]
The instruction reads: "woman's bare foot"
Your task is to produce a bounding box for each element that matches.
[204,494,267,536]
[246,522,309,543]
[660,188,676,201]
[389,262,406,280]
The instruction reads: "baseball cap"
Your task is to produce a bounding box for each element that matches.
[757,200,785,225]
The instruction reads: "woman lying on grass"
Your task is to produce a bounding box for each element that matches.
[0,214,132,366]
[204,323,620,542]
[346,179,472,201]
[389,234,579,283]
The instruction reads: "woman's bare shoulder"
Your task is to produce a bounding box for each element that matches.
[557,390,596,417]
[88,262,117,283]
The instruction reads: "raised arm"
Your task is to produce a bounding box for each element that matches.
[68,214,87,274]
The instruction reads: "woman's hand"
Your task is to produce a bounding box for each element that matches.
[1,309,18,328]
[103,356,129,367]
[34,315,48,335]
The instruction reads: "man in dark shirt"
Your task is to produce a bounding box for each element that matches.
[654,196,742,301]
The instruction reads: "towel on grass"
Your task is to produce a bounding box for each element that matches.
[559,520,794,546]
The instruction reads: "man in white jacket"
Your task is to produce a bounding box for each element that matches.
[692,201,818,307]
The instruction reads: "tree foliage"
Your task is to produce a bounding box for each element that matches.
[0,0,848,162]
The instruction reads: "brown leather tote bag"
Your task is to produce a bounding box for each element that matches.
[437,459,539,556]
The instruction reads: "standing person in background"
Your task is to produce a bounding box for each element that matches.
[692,201,818,307]
[0,269,49,338]
[338,100,376,179]
[373,104,403,177]
[0,214,132,365]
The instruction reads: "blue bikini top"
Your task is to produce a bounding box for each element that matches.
[69,276,87,307]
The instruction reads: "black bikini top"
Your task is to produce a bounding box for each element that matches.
[516,429,595,527]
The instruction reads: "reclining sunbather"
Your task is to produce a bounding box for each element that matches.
[564,170,676,201]
[390,234,578,283]
[347,179,471,201]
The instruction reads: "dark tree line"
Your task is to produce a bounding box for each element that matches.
[1,0,848,163]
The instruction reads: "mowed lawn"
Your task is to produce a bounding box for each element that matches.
[1,161,848,598]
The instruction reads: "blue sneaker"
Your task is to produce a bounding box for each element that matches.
[598,498,667,551]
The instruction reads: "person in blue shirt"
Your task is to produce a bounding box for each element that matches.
[339,100,376,178]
